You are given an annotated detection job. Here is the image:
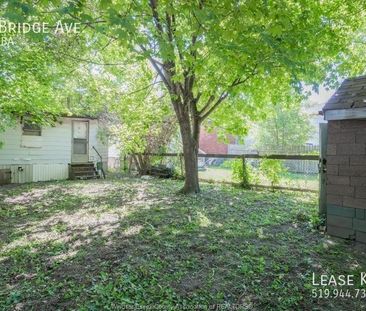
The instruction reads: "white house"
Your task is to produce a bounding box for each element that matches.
[0,116,108,184]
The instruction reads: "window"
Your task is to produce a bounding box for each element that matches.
[73,138,87,154]
[72,121,88,155]
[22,122,41,136]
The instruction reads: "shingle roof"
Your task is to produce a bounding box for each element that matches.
[323,75,366,111]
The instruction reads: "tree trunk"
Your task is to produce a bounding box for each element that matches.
[132,154,149,175]
[179,114,200,194]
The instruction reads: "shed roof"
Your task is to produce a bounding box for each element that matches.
[323,75,366,111]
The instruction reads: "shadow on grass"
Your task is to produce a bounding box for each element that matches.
[1,178,366,310]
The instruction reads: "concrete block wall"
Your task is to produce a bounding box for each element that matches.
[326,120,366,243]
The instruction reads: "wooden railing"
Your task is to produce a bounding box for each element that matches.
[92,146,106,179]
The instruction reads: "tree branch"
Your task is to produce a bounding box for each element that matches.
[56,50,126,66]
[139,45,172,91]
[199,66,258,120]
[149,0,165,35]
[198,95,215,116]
[200,92,229,121]
[124,79,162,97]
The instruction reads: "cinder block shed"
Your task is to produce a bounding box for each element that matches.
[322,75,366,243]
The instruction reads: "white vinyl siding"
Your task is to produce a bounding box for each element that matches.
[0,164,33,183]
[21,136,43,148]
[0,117,108,183]
[89,119,108,170]
[0,164,69,183]
[32,164,69,182]
[0,118,72,165]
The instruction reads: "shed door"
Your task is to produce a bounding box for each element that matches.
[319,123,328,217]
[72,121,89,163]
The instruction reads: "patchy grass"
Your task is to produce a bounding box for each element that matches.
[199,167,234,182]
[199,167,318,190]
[0,178,365,310]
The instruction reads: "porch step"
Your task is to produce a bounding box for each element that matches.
[72,167,96,172]
[69,163,100,180]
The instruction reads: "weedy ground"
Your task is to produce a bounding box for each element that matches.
[0,178,365,310]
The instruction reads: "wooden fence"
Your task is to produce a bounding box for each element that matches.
[144,153,318,160]
[128,153,320,192]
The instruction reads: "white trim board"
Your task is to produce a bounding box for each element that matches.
[324,108,366,121]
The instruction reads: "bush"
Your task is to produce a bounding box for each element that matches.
[259,159,286,188]
[231,159,259,188]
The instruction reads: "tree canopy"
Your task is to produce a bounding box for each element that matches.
[255,104,314,152]
[2,0,366,192]
[108,61,175,155]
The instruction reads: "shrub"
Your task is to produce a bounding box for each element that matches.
[231,159,259,189]
[259,159,286,188]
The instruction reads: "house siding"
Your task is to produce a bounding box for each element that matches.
[32,164,69,182]
[89,119,108,170]
[326,120,366,242]
[0,118,106,183]
[0,164,33,183]
[0,118,72,165]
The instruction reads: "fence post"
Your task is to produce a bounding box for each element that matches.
[123,155,127,172]
[179,154,184,178]
[242,155,250,189]
[128,155,133,174]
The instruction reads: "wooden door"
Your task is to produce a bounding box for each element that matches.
[319,123,328,217]
[72,120,89,163]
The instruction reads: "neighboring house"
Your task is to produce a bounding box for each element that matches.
[0,116,108,184]
[199,128,234,154]
[228,124,259,155]
[199,124,259,155]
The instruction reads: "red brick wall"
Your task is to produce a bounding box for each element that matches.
[199,129,233,154]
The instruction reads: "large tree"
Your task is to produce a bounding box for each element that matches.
[3,0,366,192]
[108,62,176,174]
[256,104,314,152]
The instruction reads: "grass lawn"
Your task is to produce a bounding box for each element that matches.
[199,167,234,182]
[1,178,366,310]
